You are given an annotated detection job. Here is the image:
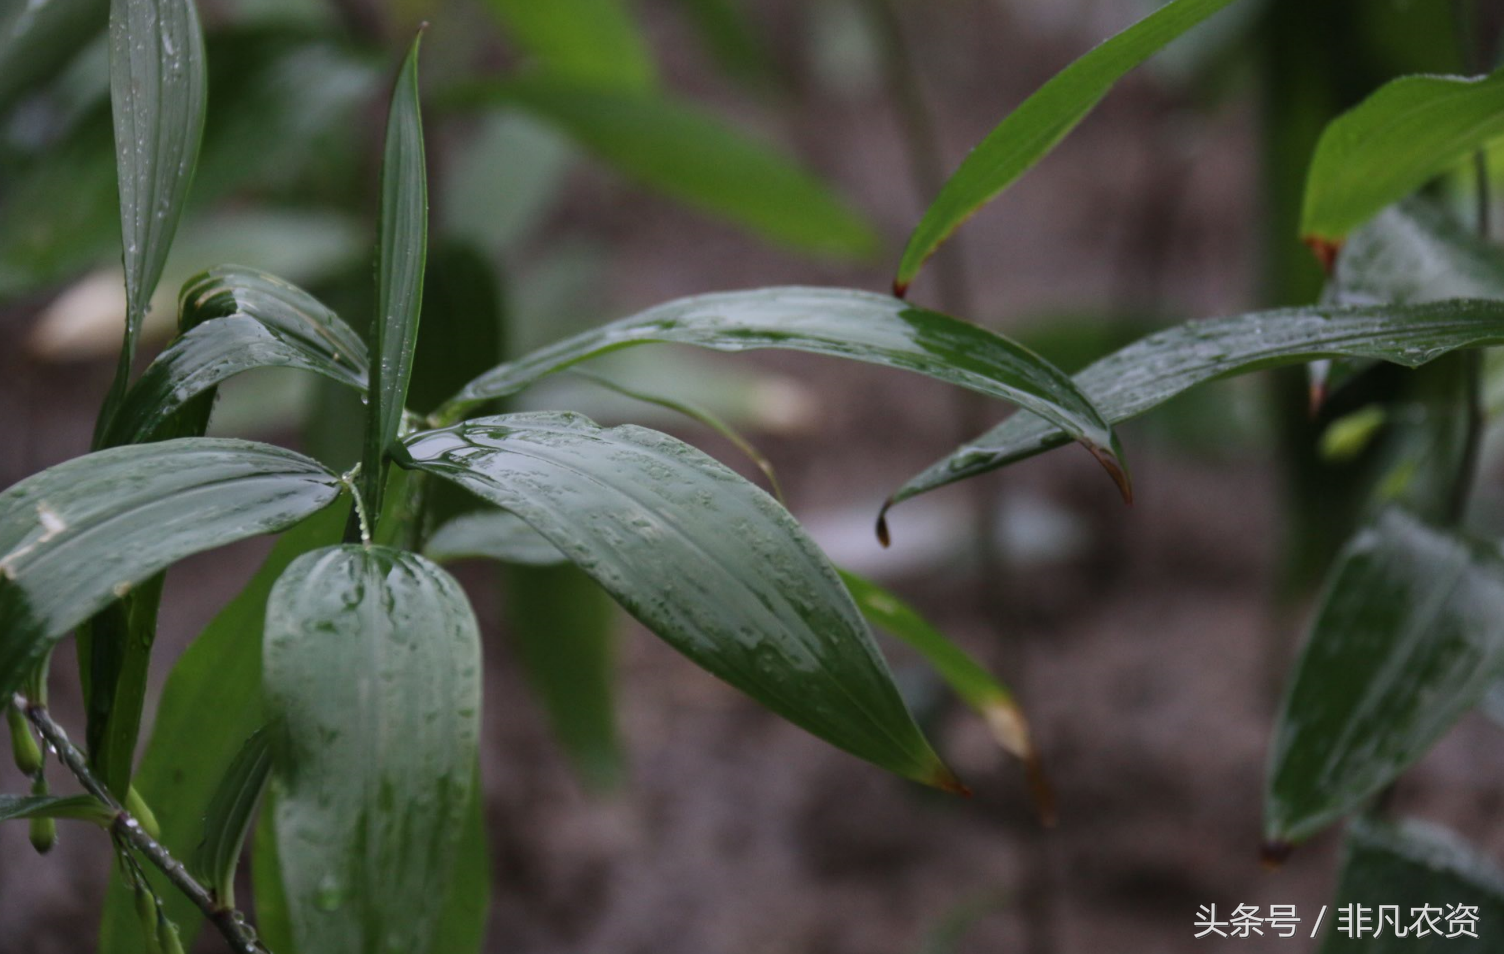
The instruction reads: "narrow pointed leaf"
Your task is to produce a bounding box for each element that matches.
[109,0,207,363]
[894,0,1236,293]
[398,411,959,790]
[483,0,655,90]
[0,794,113,825]
[439,287,1128,498]
[191,724,274,909]
[0,439,342,699]
[1321,817,1504,953]
[265,544,481,954]
[450,79,879,259]
[361,33,428,524]
[97,507,346,954]
[0,0,107,112]
[1302,69,1504,245]
[889,298,1504,512]
[1266,510,1504,845]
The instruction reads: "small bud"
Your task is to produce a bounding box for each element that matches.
[157,909,185,954]
[135,886,163,954]
[29,815,56,854]
[125,787,161,841]
[6,704,42,776]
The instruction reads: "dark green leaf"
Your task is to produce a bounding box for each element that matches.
[505,563,622,791]
[483,0,655,89]
[96,506,345,954]
[427,510,566,566]
[1321,816,1504,953]
[1266,510,1504,845]
[0,794,113,825]
[398,412,960,790]
[109,0,207,365]
[0,438,342,699]
[894,0,1236,293]
[451,78,879,260]
[265,544,481,954]
[191,724,273,909]
[360,32,428,525]
[428,763,491,954]
[1302,69,1504,245]
[889,298,1504,513]
[439,287,1128,499]
[406,243,505,417]
[0,0,107,113]
[669,0,773,86]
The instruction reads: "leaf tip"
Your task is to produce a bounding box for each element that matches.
[891,277,910,300]
[1085,443,1133,506]
[875,502,894,548]
[931,766,972,798]
[1260,838,1294,870]
[1301,235,1343,275]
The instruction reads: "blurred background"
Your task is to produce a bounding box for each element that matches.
[4,0,1504,951]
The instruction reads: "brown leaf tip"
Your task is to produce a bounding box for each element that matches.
[875,503,893,548]
[1260,839,1294,870]
[891,278,910,300]
[1302,236,1343,275]
[1086,444,1133,506]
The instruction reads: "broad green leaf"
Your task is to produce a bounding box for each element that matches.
[0,0,107,112]
[96,506,345,954]
[453,78,879,260]
[1333,199,1504,306]
[438,287,1129,499]
[108,0,207,380]
[265,544,481,954]
[484,0,654,90]
[1321,816,1504,953]
[0,794,112,825]
[191,724,273,909]
[1266,510,1504,845]
[1302,69,1504,246]
[0,438,342,699]
[893,0,1236,294]
[427,510,566,566]
[398,411,960,790]
[888,298,1504,514]
[505,563,622,791]
[360,32,428,525]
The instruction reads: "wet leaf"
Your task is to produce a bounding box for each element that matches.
[399,412,959,790]
[1333,199,1504,306]
[439,286,1128,499]
[265,544,481,954]
[1321,816,1504,953]
[450,78,879,259]
[191,724,273,909]
[1303,69,1504,245]
[889,298,1504,514]
[1266,510,1504,845]
[360,32,428,525]
[483,0,654,89]
[0,794,113,825]
[894,0,1236,294]
[0,439,342,699]
[427,510,566,566]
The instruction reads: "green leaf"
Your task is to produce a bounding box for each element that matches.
[438,286,1129,499]
[265,544,481,954]
[669,0,773,86]
[108,0,207,373]
[191,724,273,909]
[893,0,1236,294]
[427,510,566,566]
[428,764,491,954]
[96,506,345,954]
[483,0,654,90]
[1266,510,1504,846]
[1302,69,1504,245]
[888,298,1504,514]
[0,794,113,825]
[1321,816,1504,953]
[451,78,879,260]
[360,31,428,526]
[1333,199,1504,306]
[0,438,342,700]
[0,0,107,113]
[398,411,960,790]
[505,563,622,791]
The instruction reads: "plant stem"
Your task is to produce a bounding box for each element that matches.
[13,694,269,954]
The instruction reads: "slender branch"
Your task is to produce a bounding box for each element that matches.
[13,694,269,954]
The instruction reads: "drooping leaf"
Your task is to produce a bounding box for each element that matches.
[451,78,880,260]
[1321,816,1504,953]
[191,724,273,909]
[0,794,113,825]
[484,0,655,90]
[427,510,566,566]
[888,298,1504,514]
[107,0,207,382]
[1302,69,1504,247]
[893,0,1237,294]
[1266,510,1504,846]
[0,439,342,699]
[265,544,481,954]
[437,287,1129,499]
[398,411,960,790]
[505,563,622,791]
[360,31,428,526]
[95,506,345,954]
[0,0,107,113]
